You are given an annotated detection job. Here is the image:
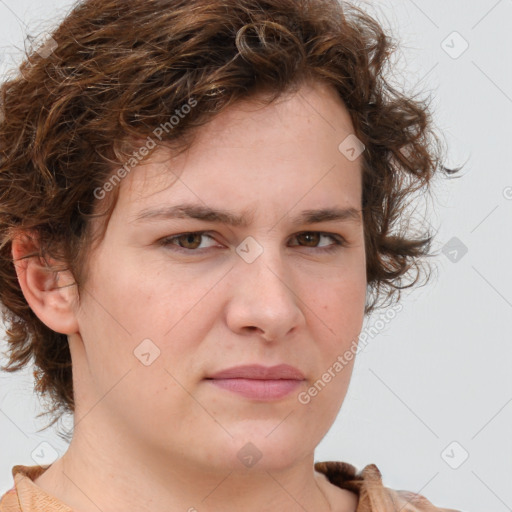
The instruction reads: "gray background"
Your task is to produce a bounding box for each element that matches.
[0,1,510,511]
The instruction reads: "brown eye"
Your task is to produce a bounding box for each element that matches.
[289,232,345,253]
[296,232,321,247]
[175,233,203,249]
[160,232,218,252]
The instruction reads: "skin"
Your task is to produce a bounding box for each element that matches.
[12,80,366,512]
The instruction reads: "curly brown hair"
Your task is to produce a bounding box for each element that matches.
[0,0,458,429]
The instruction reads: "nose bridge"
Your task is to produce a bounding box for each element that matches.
[235,233,291,297]
[226,234,305,340]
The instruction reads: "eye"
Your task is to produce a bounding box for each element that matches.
[159,230,345,254]
[160,232,219,251]
[290,232,345,253]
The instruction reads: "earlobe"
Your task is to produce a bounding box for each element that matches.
[11,232,79,335]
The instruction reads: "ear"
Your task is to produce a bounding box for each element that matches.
[11,231,79,335]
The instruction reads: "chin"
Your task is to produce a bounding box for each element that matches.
[220,424,314,473]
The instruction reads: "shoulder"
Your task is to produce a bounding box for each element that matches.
[314,460,463,512]
[387,488,462,512]
[0,464,52,512]
[0,485,20,512]
[0,465,25,512]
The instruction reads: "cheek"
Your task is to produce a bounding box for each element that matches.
[87,253,211,340]
[296,349,356,437]
[306,272,366,407]
[314,270,366,336]
[298,282,364,426]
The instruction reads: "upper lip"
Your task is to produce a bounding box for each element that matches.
[207,364,305,380]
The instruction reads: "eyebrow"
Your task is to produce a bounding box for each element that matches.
[132,203,362,227]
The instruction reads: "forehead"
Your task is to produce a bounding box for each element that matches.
[115,81,362,221]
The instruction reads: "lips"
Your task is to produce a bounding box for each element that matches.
[208,364,305,380]
[206,364,305,401]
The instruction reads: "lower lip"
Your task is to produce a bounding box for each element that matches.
[207,378,303,400]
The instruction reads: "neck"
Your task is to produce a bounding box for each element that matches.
[33,426,338,512]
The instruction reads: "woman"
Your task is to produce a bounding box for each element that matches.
[0,0,461,510]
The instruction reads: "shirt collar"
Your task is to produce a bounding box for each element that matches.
[11,465,73,512]
[9,461,387,512]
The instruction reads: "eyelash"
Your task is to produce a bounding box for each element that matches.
[159,231,346,255]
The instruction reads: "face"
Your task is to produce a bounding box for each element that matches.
[70,80,367,473]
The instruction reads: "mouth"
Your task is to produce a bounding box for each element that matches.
[205,364,306,401]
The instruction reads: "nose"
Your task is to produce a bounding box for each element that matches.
[224,244,306,342]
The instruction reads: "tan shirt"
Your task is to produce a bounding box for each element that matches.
[0,461,460,512]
